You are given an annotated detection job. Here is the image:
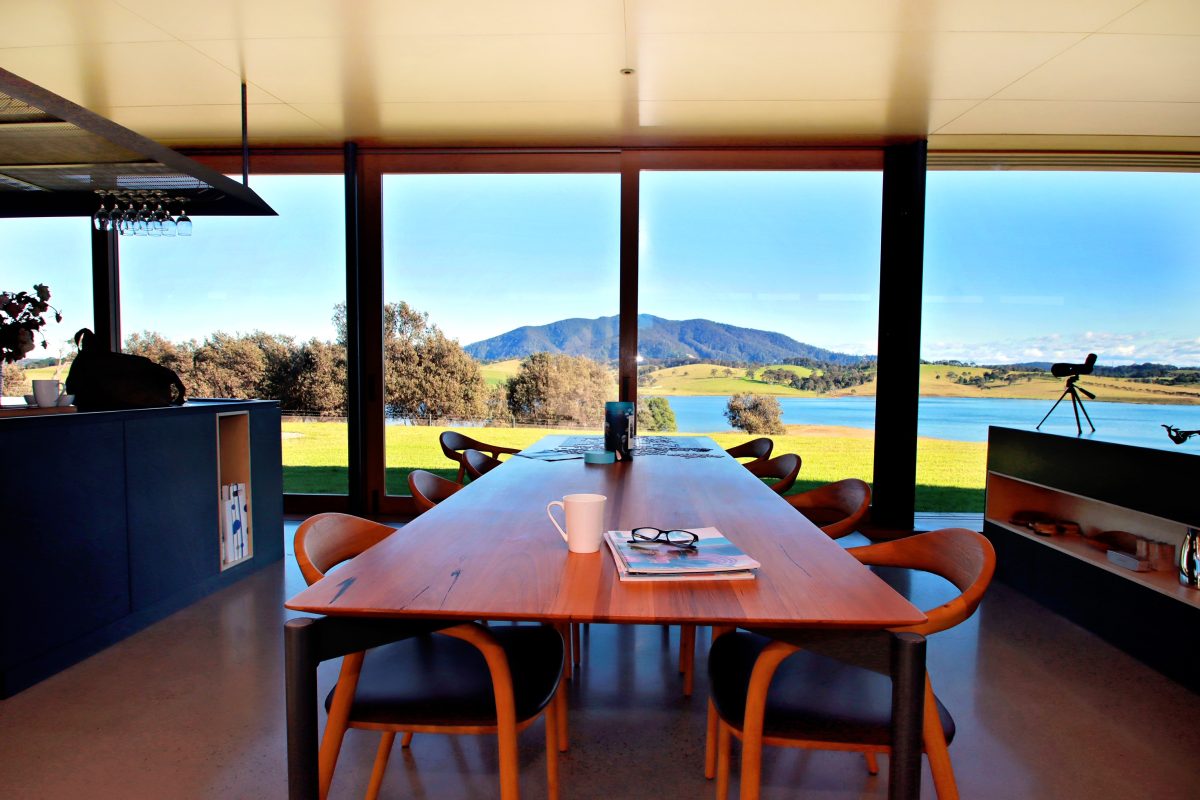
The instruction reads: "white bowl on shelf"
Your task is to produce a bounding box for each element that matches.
[23,393,37,406]
[58,394,75,406]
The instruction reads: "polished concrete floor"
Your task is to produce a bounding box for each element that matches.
[2,527,1198,799]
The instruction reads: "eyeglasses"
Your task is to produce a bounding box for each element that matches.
[628,527,699,550]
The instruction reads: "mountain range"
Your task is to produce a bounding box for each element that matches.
[463,314,868,365]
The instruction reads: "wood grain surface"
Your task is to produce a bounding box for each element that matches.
[286,436,925,629]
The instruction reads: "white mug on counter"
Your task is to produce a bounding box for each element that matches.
[32,379,62,408]
[546,493,607,553]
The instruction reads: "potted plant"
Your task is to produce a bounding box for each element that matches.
[1,284,60,396]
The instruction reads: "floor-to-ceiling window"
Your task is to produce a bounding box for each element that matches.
[119,174,349,495]
[637,169,882,495]
[919,169,1200,511]
[1,218,92,397]
[380,170,620,495]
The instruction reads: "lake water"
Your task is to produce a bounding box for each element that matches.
[657,394,1200,452]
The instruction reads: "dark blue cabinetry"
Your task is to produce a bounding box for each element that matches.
[0,400,282,697]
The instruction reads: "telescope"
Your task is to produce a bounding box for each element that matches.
[1037,353,1098,435]
[1050,353,1097,379]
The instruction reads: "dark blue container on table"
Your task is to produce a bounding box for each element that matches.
[604,401,635,461]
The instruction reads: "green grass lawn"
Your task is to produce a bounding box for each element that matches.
[641,362,818,396]
[281,421,987,511]
[479,359,522,386]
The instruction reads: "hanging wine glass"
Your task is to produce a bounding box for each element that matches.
[158,204,176,237]
[176,202,192,236]
[92,190,110,231]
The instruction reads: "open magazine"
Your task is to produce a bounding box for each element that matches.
[604,527,759,581]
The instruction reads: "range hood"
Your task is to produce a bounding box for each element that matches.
[0,68,275,219]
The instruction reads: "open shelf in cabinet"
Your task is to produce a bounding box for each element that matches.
[985,471,1197,609]
[217,411,254,569]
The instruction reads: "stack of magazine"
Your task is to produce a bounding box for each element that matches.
[603,527,760,582]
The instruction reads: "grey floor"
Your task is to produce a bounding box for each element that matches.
[1,524,1198,800]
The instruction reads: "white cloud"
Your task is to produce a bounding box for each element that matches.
[923,329,1200,366]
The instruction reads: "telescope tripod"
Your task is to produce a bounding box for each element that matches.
[1037,374,1096,435]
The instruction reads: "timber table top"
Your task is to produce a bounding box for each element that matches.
[286,435,925,629]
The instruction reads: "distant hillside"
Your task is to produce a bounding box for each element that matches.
[465,314,867,365]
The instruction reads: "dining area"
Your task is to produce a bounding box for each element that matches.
[284,432,992,800]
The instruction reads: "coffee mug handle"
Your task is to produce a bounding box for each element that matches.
[546,501,568,542]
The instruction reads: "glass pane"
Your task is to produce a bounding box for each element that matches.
[638,171,882,496]
[920,171,1200,512]
[119,175,348,494]
[383,173,620,494]
[1,218,93,397]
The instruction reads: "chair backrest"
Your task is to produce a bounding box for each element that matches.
[463,448,501,480]
[408,468,462,513]
[724,437,774,466]
[847,527,996,636]
[293,512,397,586]
[745,453,801,494]
[786,478,871,539]
[439,431,519,484]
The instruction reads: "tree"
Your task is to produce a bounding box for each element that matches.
[2,361,28,396]
[506,352,615,424]
[284,339,347,416]
[725,393,786,434]
[377,301,488,420]
[637,396,677,432]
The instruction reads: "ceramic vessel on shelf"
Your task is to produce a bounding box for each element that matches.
[1180,528,1199,588]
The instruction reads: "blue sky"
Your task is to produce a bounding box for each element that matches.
[4,170,1198,366]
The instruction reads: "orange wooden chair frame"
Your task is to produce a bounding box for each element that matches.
[706,528,996,800]
[440,431,520,485]
[407,468,462,513]
[294,513,568,800]
[723,437,774,467]
[463,447,503,481]
[745,453,802,495]
[785,478,872,539]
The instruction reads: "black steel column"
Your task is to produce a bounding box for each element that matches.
[872,141,927,530]
[90,224,121,352]
[344,142,366,514]
[618,155,639,403]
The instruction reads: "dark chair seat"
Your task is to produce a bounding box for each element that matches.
[708,631,955,747]
[327,625,564,728]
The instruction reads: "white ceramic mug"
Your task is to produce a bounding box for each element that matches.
[546,493,607,553]
[32,379,62,408]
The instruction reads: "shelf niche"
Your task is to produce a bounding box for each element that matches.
[217,411,253,569]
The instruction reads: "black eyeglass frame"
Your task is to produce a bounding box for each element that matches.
[628,527,699,550]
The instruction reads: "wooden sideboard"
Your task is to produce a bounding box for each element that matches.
[984,426,1200,692]
[0,400,282,697]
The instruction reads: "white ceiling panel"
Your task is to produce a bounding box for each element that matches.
[107,102,331,145]
[998,34,1200,102]
[0,0,1195,153]
[637,33,896,101]
[1102,0,1200,35]
[633,0,1142,34]
[0,0,170,48]
[937,99,1200,137]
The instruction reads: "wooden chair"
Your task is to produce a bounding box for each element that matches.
[464,448,502,481]
[408,469,462,513]
[440,431,520,484]
[724,437,774,467]
[294,512,568,800]
[785,478,872,539]
[706,528,995,800]
[745,453,801,495]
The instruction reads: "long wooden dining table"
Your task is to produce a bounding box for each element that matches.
[284,435,929,799]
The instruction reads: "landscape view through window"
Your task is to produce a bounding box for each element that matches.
[4,170,1198,511]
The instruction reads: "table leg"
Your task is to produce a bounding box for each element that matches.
[285,618,320,800]
[888,631,926,800]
